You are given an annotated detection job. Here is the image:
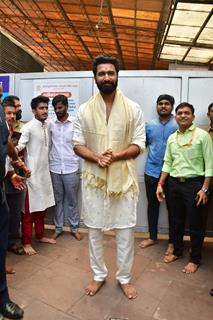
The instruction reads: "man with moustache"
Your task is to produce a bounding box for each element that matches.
[139,94,177,255]
[17,96,56,255]
[73,54,145,299]
[3,95,24,135]
[49,94,81,241]
[156,102,213,274]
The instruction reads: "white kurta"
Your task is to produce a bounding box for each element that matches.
[17,118,55,213]
[73,98,145,231]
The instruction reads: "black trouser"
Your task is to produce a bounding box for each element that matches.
[7,191,25,247]
[144,174,173,242]
[168,176,205,265]
[0,182,9,307]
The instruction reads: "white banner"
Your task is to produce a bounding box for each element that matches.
[33,79,79,116]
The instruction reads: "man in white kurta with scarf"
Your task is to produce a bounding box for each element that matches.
[17,96,56,255]
[73,54,145,299]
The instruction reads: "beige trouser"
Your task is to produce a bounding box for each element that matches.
[88,227,134,284]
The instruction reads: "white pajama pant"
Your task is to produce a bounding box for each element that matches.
[88,227,134,284]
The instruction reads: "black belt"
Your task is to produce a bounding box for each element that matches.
[170,176,204,183]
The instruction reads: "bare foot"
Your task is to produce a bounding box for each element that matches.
[164,254,179,263]
[6,265,15,274]
[139,239,157,249]
[85,280,105,296]
[23,244,37,256]
[52,232,62,240]
[182,262,199,274]
[39,237,56,244]
[119,282,137,299]
[165,243,174,256]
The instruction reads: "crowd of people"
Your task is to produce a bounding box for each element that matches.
[0,53,212,319]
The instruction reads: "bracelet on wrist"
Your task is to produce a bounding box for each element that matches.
[158,181,165,187]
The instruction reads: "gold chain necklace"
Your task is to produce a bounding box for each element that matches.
[176,128,196,147]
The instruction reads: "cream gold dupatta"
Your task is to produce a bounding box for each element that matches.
[81,89,139,198]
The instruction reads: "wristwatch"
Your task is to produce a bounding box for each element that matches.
[201,187,209,194]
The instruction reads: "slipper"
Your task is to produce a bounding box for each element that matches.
[8,245,26,256]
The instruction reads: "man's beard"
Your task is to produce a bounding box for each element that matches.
[16,110,22,121]
[96,80,118,94]
[56,110,67,119]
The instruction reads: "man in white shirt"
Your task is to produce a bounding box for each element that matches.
[49,95,81,241]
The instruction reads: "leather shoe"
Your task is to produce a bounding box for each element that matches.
[0,301,24,319]
[71,231,81,241]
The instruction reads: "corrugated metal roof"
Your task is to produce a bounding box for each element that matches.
[0,0,212,71]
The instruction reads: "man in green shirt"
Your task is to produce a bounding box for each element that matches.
[156,102,213,274]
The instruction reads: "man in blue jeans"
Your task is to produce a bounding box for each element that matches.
[49,94,81,241]
[139,94,177,256]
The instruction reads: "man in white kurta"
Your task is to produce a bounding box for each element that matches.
[17,96,55,255]
[73,54,145,299]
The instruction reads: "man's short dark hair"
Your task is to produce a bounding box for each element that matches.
[52,95,68,108]
[2,97,15,108]
[31,96,49,110]
[156,94,175,106]
[208,102,213,112]
[92,53,119,76]
[4,95,20,104]
[175,102,195,115]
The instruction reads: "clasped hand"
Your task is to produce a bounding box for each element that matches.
[97,149,115,168]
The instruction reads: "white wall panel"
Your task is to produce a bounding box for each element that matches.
[13,70,213,233]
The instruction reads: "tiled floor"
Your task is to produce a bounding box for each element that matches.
[6,230,213,320]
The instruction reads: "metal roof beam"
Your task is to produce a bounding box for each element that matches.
[105,0,125,69]
[181,8,213,62]
[53,0,93,60]
[9,0,78,70]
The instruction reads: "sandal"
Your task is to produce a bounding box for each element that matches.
[8,244,26,255]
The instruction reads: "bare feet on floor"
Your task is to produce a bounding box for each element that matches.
[182,262,199,274]
[23,244,37,255]
[165,243,174,256]
[85,280,105,296]
[139,238,157,249]
[164,254,179,263]
[119,282,137,299]
[52,232,62,240]
[6,265,15,274]
[39,237,56,244]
